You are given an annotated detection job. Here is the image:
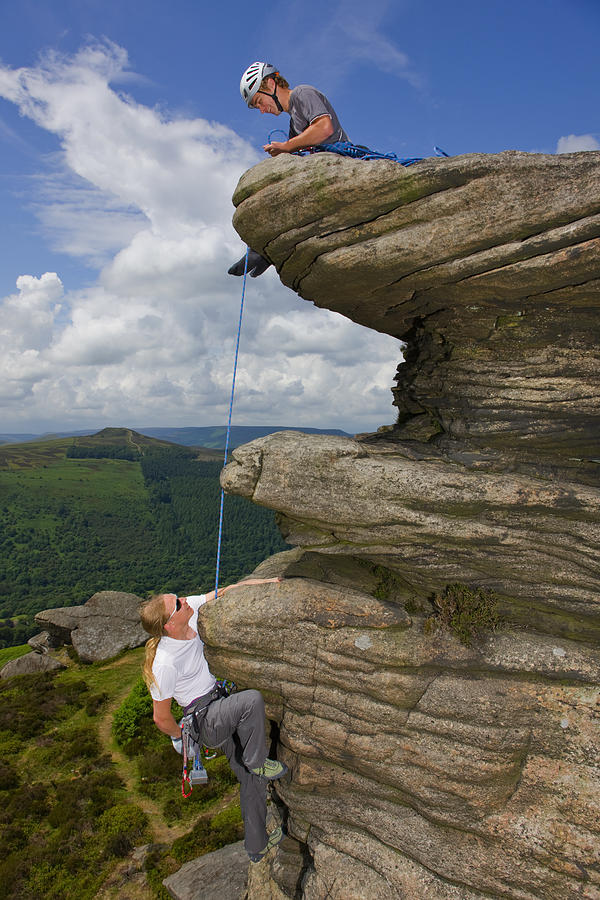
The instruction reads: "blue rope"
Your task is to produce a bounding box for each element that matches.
[294,141,450,165]
[214,246,249,599]
[267,129,288,142]
[296,141,423,166]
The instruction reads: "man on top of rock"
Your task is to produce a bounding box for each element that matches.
[229,62,349,278]
[139,576,287,862]
[240,61,349,157]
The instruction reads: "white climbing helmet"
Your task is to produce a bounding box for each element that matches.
[240,61,278,107]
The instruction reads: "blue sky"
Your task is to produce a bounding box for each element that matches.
[0,0,598,433]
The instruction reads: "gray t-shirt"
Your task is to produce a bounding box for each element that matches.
[288,84,349,145]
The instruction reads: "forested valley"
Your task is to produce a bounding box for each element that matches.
[0,431,288,647]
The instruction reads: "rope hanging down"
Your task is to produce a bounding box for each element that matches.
[214,246,250,599]
[214,143,451,594]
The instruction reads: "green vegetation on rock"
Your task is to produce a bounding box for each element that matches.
[371,564,408,602]
[170,800,243,862]
[112,675,161,754]
[425,582,501,645]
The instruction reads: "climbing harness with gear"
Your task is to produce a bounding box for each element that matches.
[180,722,208,797]
[179,679,237,797]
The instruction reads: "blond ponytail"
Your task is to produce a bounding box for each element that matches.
[139,595,169,689]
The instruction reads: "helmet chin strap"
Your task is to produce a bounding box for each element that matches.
[258,82,284,112]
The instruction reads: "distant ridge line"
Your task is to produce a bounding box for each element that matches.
[0,424,353,449]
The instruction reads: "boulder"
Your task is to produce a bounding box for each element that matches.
[0,651,64,679]
[28,631,51,653]
[163,840,249,900]
[195,151,600,898]
[35,590,147,662]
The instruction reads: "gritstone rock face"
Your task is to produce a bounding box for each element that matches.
[202,151,600,899]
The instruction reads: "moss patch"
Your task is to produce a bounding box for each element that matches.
[425,582,501,645]
[372,566,406,602]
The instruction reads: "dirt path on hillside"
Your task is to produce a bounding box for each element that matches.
[97,675,238,846]
[126,429,143,455]
[95,675,239,900]
[97,688,193,844]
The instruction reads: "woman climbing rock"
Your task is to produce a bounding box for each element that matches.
[139,577,287,862]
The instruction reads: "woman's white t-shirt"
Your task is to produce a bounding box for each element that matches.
[149,595,216,707]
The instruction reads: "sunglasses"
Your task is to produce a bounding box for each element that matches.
[166,596,182,623]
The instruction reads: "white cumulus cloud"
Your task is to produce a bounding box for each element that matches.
[556,134,600,153]
[0,273,63,402]
[0,41,402,434]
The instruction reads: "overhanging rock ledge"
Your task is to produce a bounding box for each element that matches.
[233,151,600,466]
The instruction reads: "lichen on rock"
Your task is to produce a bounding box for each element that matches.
[197,151,600,899]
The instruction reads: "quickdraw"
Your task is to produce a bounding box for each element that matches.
[181,725,193,798]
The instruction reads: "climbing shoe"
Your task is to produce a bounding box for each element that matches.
[248,826,285,862]
[250,758,288,780]
[228,250,272,278]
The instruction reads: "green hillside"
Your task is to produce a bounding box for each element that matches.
[0,429,288,646]
[0,648,243,899]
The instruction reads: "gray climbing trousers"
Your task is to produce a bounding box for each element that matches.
[195,688,268,854]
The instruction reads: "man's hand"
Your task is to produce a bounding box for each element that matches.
[263,115,334,156]
[263,140,289,157]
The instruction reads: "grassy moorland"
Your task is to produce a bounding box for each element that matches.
[0,647,244,900]
[0,429,288,645]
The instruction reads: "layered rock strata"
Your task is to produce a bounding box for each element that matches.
[232,151,600,470]
[196,152,599,899]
